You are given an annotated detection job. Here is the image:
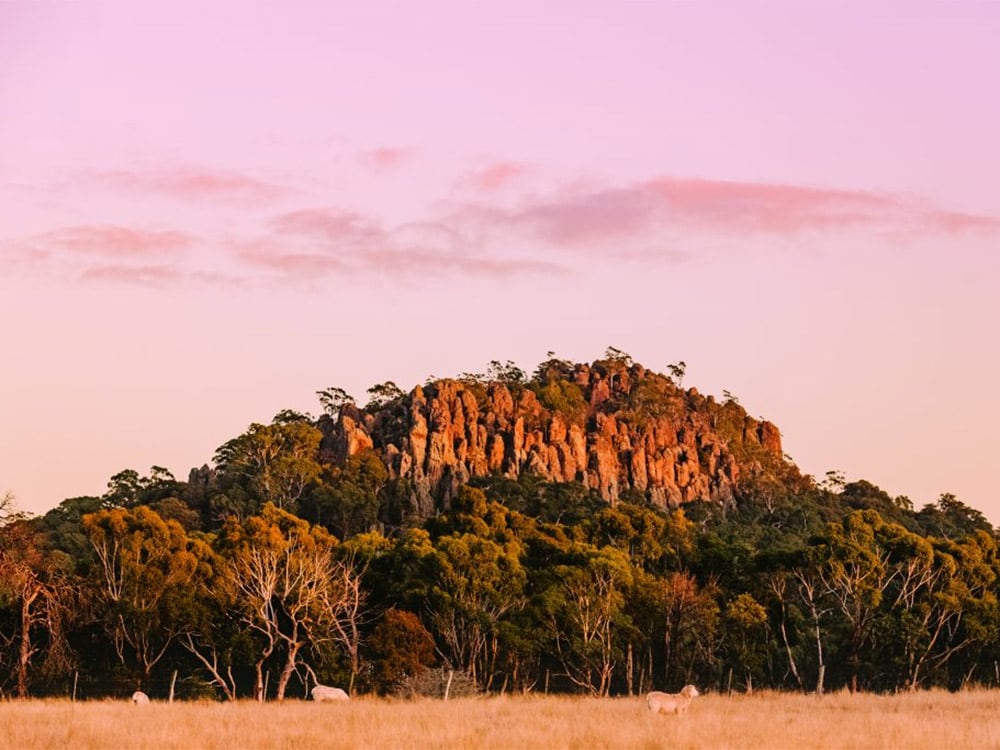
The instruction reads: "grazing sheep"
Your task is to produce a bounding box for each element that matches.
[646,685,699,715]
[311,685,349,702]
[131,691,150,705]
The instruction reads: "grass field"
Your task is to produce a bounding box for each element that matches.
[2,690,998,750]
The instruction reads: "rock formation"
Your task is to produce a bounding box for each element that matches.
[319,360,783,517]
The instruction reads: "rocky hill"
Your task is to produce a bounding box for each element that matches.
[317,355,789,518]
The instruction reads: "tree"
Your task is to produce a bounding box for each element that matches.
[659,571,720,689]
[365,381,404,410]
[83,506,215,686]
[102,466,178,508]
[917,493,993,540]
[1,490,17,524]
[317,387,355,419]
[365,609,436,694]
[723,593,768,693]
[666,361,687,387]
[213,421,323,513]
[486,360,526,386]
[304,451,388,539]
[791,563,833,694]
[220,505,366,701]
[0,504,75,697]
[544,545,633,695]
[426,532,526,690]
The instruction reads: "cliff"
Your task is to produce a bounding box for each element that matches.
[318,358,785,518]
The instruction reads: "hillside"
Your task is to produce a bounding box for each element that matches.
[3,349,996,702]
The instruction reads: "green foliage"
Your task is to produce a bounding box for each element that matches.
[213,421,323,514]
[532,352,575,384]
[530,379,587,424]
[316,386,354,418]
[83,505,218,682]
[917,493,993,540]
[366,381,405,410]
[303,450,388,540]
[620,372,684,426]
[486,359,526,386]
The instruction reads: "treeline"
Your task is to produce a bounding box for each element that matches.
[1,360,997,700]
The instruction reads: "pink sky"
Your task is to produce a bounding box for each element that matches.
[2,1,999,520]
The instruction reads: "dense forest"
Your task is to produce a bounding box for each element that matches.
[1,350,996,700]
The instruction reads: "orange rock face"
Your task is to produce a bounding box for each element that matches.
[320,363,785,516]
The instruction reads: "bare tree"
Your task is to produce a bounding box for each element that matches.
[225,505,368,701]
[0,500,76,697]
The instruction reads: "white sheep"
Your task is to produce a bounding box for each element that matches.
[646,684,699,715]
[311,684,349,702]
[131,691,150,705]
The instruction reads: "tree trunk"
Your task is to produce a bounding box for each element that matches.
[275,641,302,701]
[17,584,41,698]
[814,619,825,695]
[254,659,267,702]
[626,642,634,696]
[778,605,805,691]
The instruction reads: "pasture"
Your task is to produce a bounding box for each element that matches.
[2,690,999,749]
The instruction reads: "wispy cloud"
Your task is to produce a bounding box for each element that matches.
[246,205,563,280]
[93,167,289,203]
[270,208,382,245]
[509,178,894,246]
[12,167,996,289]
[236,242,348,277]
[3,224,203,287]
[447,176,1000,254]
[359,147,413,171]
[79,264,237,287]
[352,247,562,278]
[80,264,184,285]
[462,161,531,191]
[31,225,193,256]
[921,209,1000,234]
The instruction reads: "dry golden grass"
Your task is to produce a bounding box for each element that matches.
[2,689,999,750]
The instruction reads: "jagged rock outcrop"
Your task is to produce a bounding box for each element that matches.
[319,361,783,517]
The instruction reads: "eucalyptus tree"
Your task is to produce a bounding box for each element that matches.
[425,532,526,690]
[543,544,634,696]
[83,506,216,686]
[219,504,366,700]
[213,421,323,514]
[0,504,75,697]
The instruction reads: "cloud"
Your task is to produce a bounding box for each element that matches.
[246,206,563,281]
[31,225,193,257]
[79,264,185,285]
[237,243,348,276]
[922,209,1000,234]
[17,169,994,289]
[270,208,382,245]
[79,264,236,287]
[3,224,212,287]
[645,178,894,233]
[93,167,289,202]
[353,247,563,278]
[448,176,1000,254]
[509,178,894,246]
[359,147,413,171]
[463,161,530,191]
